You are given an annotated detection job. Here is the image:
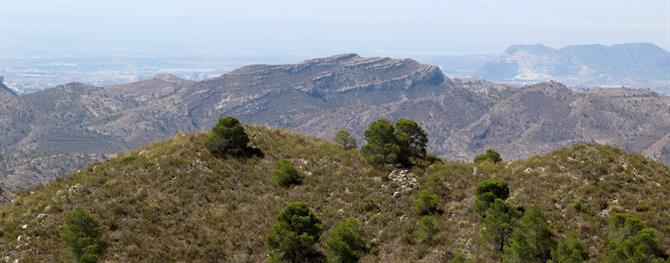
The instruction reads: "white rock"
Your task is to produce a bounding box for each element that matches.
[21,224,27,229]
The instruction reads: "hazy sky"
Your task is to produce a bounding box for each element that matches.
[1,0,669,58]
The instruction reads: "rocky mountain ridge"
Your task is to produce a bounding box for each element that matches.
[0,54,669,195]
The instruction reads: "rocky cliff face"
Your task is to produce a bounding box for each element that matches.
[1,54,669,193]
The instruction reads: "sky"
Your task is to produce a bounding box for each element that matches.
[1,0,669,58]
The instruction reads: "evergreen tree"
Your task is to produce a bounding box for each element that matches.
[360,118,429,167]
[473,179,510,216]
[266,202,324,263]
[325,218,367,263]
[604,213,667,263]
[482,199,522,254]
[394,118,428,165]
[334,130,357,150]
[504,205,556,262]
[60,208,107,263]
[549,233,589,263]
[503,229,534,263]
[360,119,401,166]
[204,116,253,158]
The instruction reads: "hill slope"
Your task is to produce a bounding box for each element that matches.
[1,54,670,195]
[0,127,668,262]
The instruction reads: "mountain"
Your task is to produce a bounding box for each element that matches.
[0,77,17,97]
[1,54,669,195]
[0,127,668,261]
[476,43,670,92]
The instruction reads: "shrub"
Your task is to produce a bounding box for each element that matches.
[334,130,357,150]
[423,173,448,198]
[266,202,324,263]
[60,208,107,263]
[204,116,260,158]
[416,216,440,244]
[473,179,510,215]
[474,149,503,164]
[604,213,667,263]
[272,160,302,187]
[548,233,589,263]
[413,190,440,215]
[325,218,367,263]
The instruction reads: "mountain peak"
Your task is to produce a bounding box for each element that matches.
[152,72,184,82]
[504,43,555,55]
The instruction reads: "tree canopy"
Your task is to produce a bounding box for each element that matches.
[204,116,261,158]
[334,130,357,150]
[361,118,428,167]
[474,149,503,164]
[266,202,324,263]
[60,208,107,263]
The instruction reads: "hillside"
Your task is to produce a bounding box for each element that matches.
[1,54,670,195]
[1,126,669,262]
[476,43,670,92]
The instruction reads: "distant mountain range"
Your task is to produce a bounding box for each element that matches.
[427,42,670,93]
[1,54,669,197]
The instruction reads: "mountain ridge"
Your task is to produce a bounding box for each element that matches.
[0,54,669,195]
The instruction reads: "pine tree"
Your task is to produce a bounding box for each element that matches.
[266,202,324,263]
[60,208,107,263]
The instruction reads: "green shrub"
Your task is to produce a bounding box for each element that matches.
[504,205,555,262]
[423,173,448,198]
[60,208,107,263]
[325,218,368,263]
[266,202,324,263]
[272,160,302,187]
[416,216,439,244]
[413,190,440,215]
[548,233,589,263]
[604,213,667,263]
[334,130,357,150]
[474,149,503,164]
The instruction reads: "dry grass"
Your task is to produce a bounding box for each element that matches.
[0,127,668,262]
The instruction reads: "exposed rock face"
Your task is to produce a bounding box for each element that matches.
[1,54,669,193]
[388,169,419,196]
